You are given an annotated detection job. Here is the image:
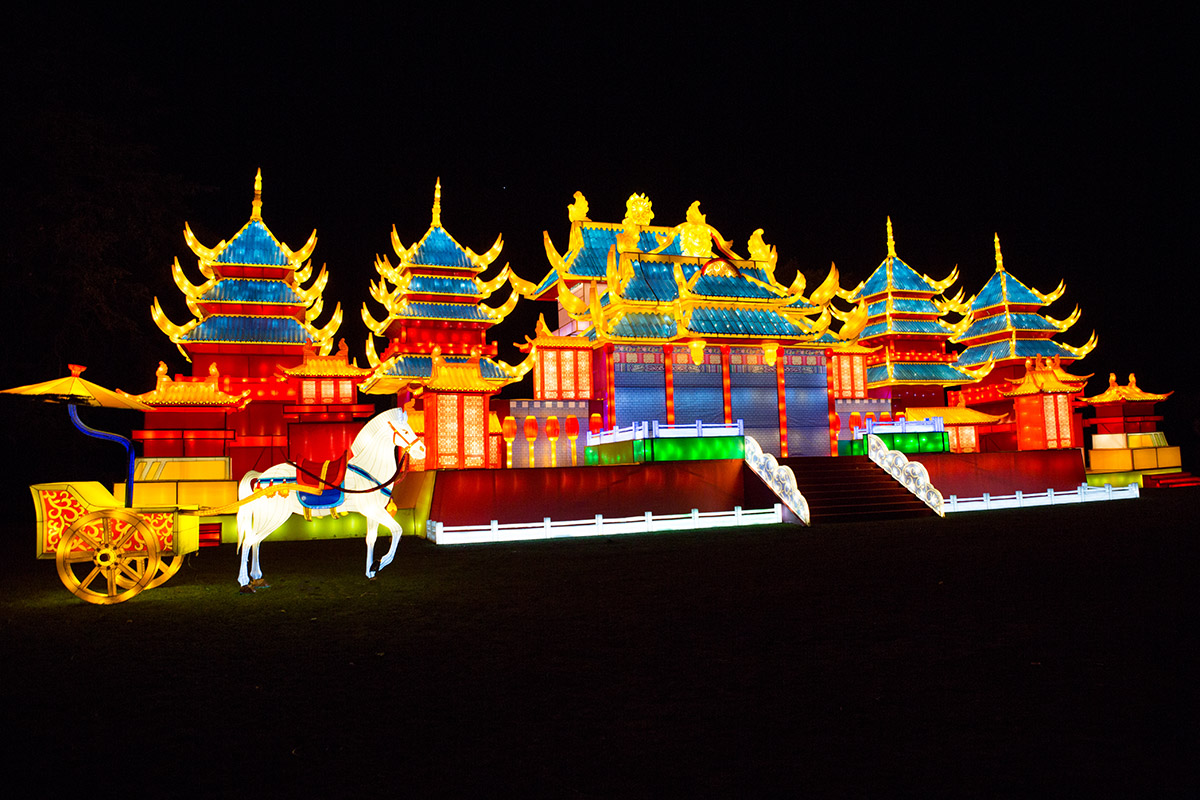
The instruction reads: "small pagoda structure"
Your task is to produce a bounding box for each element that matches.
[950,234,1096,415]
[997,356,1090,451]
[845,218,989,413]
[146,170,344,474]
[1081,373,1192,486]
[525,191,860,456]
[422,348,505,470]
[275,339,375,461]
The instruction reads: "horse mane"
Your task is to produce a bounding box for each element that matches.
[349,407,407,482]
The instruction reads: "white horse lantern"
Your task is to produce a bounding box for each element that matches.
[235,407,425,590]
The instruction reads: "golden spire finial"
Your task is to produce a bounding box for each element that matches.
[432,178,442,227]
[251,169,263,221]
[886,217,896,258]
[994,232,1004,272]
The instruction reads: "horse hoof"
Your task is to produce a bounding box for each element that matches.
[250,578,271,590]
[239,585,256,594]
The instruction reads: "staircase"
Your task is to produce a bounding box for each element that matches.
[1143,471,1200,489]
[777,455,935,523]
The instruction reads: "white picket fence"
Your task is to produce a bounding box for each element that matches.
[427,504,784,545]
[586,419,744,447]
[944,482,1139,513]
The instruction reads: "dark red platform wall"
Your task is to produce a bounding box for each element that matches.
[429,460,747,526]
[917,449,1086,498]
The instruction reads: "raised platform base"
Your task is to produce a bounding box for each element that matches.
[916,449,1087,498]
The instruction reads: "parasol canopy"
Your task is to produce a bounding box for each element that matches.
[1,364,151,410]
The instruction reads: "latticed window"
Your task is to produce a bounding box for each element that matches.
[302,380,316,404]
[436,394,459,469]
[1042,394,1073,449]
[463,395,486,467]
[319,380,336,404]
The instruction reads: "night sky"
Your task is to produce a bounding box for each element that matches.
[2,7,1196,466]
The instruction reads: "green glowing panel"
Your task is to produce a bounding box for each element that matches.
[646,436,745,462]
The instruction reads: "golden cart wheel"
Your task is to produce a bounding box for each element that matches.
[145,551,184,590]
[55,509,160,605]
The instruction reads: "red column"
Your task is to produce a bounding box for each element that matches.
[664,344,675,425]
[777,350,788,458]
[721,345,732,425]
[605,344,616,429]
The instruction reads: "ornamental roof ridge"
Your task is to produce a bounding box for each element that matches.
[1081,373,1173,404]
[121,362,252,408]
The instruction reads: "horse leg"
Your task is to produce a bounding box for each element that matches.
[362,502,403,573]
[249,542,270,589]
[364,519,379,580]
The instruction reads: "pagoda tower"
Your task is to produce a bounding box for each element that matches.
[360,180,527,397]
[152,170,342,377]
[950,233,1096,412]
[148,170,345,474]
[845,218,986,412]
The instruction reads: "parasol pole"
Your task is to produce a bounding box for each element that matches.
[68,403,136,507]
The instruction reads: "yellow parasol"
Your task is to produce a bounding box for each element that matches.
[1,364,151,410]
[1,365,148,506]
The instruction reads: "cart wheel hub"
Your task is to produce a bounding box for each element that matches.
[94,547,118,568]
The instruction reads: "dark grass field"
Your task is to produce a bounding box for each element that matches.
[2,490,1197,798]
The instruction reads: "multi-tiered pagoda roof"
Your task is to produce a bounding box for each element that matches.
[151,171,342,365]
[846,218,985,389]
[360,180,526,395]
[953,234,1096,369]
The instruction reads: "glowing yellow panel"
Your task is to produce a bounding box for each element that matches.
[1089,448,1133,472]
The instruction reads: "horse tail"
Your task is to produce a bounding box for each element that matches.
[236,471,262,552]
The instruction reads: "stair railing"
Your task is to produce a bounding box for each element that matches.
[866,433,946,517]
[744,436,810,525]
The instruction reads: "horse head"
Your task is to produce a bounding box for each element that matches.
[388,417,426,461]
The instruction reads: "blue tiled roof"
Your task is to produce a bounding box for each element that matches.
[973,271,1044,309]
[956,312,1059,341]
[689,270,777,300]
[610,312,676,339]
[412,227,473,269]
[857,257,937,297]
[216,222,288,266]
[565,226,683,278]
[181,314,310,344]
[407,275,481,297]
[867,298,939,316]
[956,338,1072,366]
[200,278,304,304]
[866,362,967,385]
[620,260,678,302]
[686,307,806,338]
[382,354,508,380]
[860,319,947,339]
[393,302,494,321]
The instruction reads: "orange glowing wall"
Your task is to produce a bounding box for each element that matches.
[425,392,490,469]
[533,348,593,400]
[1014,394,1074,451]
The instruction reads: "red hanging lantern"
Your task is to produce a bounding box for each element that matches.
[545,416,560,468]
[502,416,517,468]
[524,416,539,467]
[565,415,580,466]
[589,412,603,434]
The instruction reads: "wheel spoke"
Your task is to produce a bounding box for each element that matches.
[74,527,103,552]
[63,551,95,564]
[100,516,114,546]
[79,565,102,590]
[106,567,118,596]
[117,560,145,585]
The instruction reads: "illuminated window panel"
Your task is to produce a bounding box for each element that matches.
[436,394,460,469]
[543,351,559,398]
[319,379,335,404]
[463,395,486,467]
[302,380,316,404]
[577,351,592,397]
